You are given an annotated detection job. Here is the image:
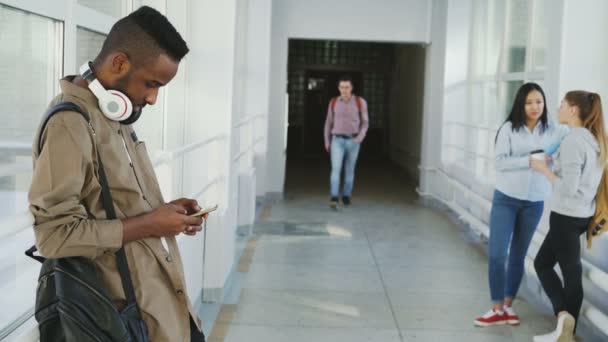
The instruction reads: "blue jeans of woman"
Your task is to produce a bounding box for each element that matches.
[488,190,544,302]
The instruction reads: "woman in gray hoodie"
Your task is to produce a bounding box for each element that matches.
[530,91,607,342]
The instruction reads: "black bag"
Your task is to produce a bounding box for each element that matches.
[26,102,149,342]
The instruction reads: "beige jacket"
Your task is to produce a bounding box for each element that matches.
[28,77,201,342]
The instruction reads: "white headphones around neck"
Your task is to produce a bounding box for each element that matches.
[79,61,134,122]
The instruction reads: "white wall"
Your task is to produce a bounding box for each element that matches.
[186,0,239,301]
[418,0,449,196]
[267,0,433,194]
[388,45,426,181]
[281,0,431,42]
[557,0,608,100]
[245,0,272,197]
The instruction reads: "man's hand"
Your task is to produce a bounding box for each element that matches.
[325,143,330,153]
[122,203,205,243]
[170,197,200,215]
[146,203,204,237]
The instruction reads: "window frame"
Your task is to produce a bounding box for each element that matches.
[0,1,131,337]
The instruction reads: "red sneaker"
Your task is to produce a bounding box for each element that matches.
[503,305,520,325]
[474,309,508,327]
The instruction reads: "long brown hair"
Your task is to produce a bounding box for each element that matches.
[565,91,608,164]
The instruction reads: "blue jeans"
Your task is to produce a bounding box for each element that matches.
[488,190,544,302]
[330,136,361,198]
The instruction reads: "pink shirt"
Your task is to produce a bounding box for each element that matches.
[323,95,369,146]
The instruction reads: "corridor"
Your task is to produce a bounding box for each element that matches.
[206,162,556,342]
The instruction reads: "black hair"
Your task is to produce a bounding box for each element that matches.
[496,82,548,143]
[95,6,189,66]
[338,75,353,85]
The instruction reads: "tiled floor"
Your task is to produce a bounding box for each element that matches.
[206,161,562,342]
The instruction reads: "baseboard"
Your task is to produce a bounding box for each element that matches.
[265,192,283,201]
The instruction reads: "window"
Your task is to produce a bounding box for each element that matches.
[133,88,166,159]
[76,27,106,72]
[78,0,125,17]
[503,0,528,73]
[530,0,548,71]
[441,0,547,192]
[0,5,62,338]
[470,0,506,78]
[0,4,62,201]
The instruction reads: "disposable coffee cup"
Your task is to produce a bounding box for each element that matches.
[530,149,545,161]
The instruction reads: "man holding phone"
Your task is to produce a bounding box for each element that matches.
[29,7,207,341]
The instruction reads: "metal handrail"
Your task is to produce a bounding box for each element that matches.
[443,120,498,132]
[233,114,266,128]
[0,135,229,240]
[153,134,227,167]
[0,211,35,241]
[0,161,31,178]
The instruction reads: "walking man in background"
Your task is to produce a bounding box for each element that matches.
[324,75,369,209]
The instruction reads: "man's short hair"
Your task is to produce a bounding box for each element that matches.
[95,6,189,66]
[338,75,353,85]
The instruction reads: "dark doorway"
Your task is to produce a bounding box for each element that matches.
[287,40,394,162]
[286,39,427,189]
[303,70,363,157]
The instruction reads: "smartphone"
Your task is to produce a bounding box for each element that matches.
[189,204,218,217]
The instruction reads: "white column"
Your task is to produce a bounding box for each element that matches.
[542,0,564,110]
[245,0,272,198]
[556,0,608,101]
[186,0,238,301]
[419,0,448,194]
[265,0,289,196]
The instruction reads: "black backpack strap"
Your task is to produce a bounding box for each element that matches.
[96,155,138,306]
[25,245,45,263]
[26,102,91,264]
[27,102,141,312]
[37,102,91,154]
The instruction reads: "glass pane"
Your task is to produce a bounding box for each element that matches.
[469,0,506,78]
[483,82,500,127]
[504,0,528,73]
[531,0,548,71]
[0,5,63,336]
[502,80,524,119]
[0,5,62,147]
[485,0,506,75]
[76,27,106,72]
[0,229,40,339]
[133,89,165,160]
[78,0,124,17]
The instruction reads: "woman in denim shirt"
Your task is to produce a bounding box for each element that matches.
[474,83,569,327]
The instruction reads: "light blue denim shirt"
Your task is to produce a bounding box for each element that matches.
[494,120,569,202]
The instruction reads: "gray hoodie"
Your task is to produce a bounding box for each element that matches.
[550,127,604,218]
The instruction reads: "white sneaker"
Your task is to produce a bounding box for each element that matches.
[555,313,575,342]
[534,331,557,342]
[533,313,575,342]
[503,305,520,325]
